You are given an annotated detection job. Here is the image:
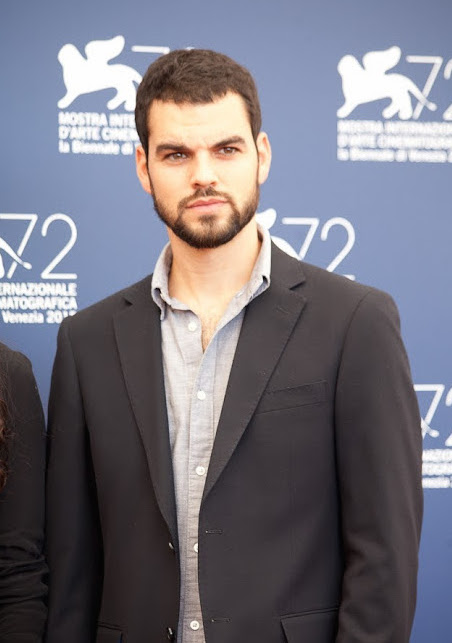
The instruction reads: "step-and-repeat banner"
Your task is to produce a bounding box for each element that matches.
[1,1,451,639]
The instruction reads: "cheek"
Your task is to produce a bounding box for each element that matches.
[234,169,259,201]
[224,159,258,188]
[151,169,185,200]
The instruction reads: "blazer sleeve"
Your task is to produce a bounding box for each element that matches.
[0,347,47,642]
[45,320,103,642]
[334,289,423,642]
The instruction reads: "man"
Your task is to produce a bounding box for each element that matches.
[45,49,422,643]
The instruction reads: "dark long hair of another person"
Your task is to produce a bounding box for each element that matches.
[0,378,8,490]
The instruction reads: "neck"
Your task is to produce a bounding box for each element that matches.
[167,219,261,312]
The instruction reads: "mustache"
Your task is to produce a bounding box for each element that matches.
[179,187,232,209]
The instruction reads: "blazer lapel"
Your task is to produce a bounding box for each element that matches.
[203,246,307,502]
[113,277,178,545]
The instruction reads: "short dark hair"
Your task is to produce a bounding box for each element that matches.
[135,49,262,156]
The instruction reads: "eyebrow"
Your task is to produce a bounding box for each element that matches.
[155,136,247,156]
[214,136,247,149]
[155,143,189,156]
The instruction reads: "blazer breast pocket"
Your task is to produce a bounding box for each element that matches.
[96,623,124,643]
[281,606,338,641]
[257,380,327,414]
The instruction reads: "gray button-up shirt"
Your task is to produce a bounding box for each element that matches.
[151,225,271,643]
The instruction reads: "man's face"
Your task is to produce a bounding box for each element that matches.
[136,92,271,249]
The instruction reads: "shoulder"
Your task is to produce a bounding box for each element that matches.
[300,260,396,311]
[272,243,396,314]
[60,274,154,335]
[296,261,404,358]
[270,246,401,340]
[72,274,153,322]
[0,343,35,392]
[0,343,43,436]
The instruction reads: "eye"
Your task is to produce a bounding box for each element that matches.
[218,146,238,156]
[165,152,187,161]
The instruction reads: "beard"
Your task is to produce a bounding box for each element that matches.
[150,179,260,249]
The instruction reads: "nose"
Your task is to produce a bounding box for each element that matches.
[190,152,218,189]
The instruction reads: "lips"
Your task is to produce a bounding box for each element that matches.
[187,198,227,208]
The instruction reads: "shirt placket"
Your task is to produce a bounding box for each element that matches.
[183,320,217,642]
[168,308,197,641]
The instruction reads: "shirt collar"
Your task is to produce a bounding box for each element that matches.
[151,222,272,320]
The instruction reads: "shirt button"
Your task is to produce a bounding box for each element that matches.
[188,321,197,332]
[197,390,206,400]
[190,620,200,631]
[196,465,206,476]
[194,543,199,553]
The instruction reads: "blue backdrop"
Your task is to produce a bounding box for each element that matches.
[2,1,451,639]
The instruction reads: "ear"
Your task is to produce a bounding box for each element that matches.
[135,145,153,195]
[256,132,272,186]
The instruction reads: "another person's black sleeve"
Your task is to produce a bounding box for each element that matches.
[0,343,47,641]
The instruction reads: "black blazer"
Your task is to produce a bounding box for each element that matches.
[0,343,47,642]
[45,246,422,643]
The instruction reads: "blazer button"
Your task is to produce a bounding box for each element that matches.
[166,626,176,641]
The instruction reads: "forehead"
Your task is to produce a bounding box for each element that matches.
[147,92,252,144]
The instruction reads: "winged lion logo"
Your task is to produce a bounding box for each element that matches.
[337,46,437,120]
[57,35,142,112]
